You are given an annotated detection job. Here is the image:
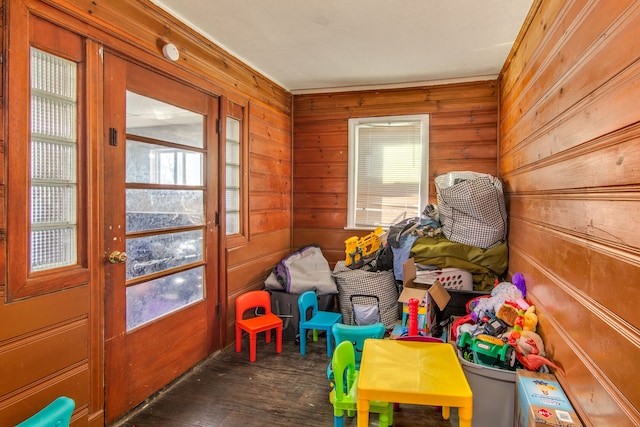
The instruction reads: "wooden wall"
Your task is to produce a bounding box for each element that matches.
[225,100,292,341]
[499,0,640,425]
[3,0,638,425]
[292,82,499,264]
[0,0,292,425]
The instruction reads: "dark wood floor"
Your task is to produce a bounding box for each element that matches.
[112,333,459,427]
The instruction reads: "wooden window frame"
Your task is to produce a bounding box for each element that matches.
[6,15,90,300]
[222,98,249,247]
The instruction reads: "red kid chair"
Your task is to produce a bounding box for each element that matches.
[235,290,283,362]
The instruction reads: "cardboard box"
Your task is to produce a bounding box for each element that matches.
[398,259,451,335]
[516,369,584,427]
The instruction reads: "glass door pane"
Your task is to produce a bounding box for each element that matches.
[125,91,205,330]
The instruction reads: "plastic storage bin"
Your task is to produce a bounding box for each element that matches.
[458,350,516,427]
[414,267,473,290]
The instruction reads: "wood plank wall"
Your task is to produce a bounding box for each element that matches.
[0,0,292,425]
[225,100,292,341]
[499,0,640,425]
[292,82,499,264]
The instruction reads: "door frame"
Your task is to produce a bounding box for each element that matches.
[102,51,222,423]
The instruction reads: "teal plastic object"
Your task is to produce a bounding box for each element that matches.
[16,396,75,427]
[297,291,342,357]
[327,322,386,385]
[332,322,386,368]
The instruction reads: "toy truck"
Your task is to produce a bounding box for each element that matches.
[457,331,517,370]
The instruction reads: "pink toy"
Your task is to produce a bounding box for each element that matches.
[408,298,419,336]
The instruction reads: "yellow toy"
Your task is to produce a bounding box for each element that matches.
[523,305,538,332]
[344,227,384,268]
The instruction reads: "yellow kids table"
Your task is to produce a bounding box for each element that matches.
[357,339,473,427]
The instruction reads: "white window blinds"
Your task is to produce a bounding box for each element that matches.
[348,115,429,228]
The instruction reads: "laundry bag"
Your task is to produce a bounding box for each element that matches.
[332,261,399,329]
[264,244,338,295]
[435,171,507,249]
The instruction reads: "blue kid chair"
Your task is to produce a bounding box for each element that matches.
[16,396,75,427]
[329,341,392,427]
[298,290,342,357]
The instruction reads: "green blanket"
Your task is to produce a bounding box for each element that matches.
[410,236,508,291]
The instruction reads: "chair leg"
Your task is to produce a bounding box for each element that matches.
[235,326,242,353]
[249,332,257,362]
[265,329,272,344]
[313,329,319,342]
[275,326,282,354]
[379,410,389,427]
[326,329,334,357]
[299,327,307,355]
[333,414,344,427]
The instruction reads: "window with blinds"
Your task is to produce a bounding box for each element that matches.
[347,115,429,229]
[30,47,78,271]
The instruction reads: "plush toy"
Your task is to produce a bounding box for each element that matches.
[471,280,524,322]
[512,272,527,298]
[496,302,519,326]
[508,329,565,375]
[523,305,538,332]
[514,330,545,356]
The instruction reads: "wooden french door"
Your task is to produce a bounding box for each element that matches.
[103,53,220,422]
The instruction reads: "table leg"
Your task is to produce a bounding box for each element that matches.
[357,398,370,427]
[441,406,450,419]
[458,405,473,427]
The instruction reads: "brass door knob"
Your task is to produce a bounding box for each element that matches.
[108,251,128,264]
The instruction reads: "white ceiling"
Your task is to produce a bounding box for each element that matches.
[151,0,533,94]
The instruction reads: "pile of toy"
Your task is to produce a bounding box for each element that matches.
[451,273,563,374]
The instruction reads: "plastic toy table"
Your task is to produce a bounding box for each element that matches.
[357,339,473,427]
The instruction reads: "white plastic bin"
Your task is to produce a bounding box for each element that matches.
[458,351,516,427]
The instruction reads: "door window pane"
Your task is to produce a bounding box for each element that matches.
[126,230,203,280]
[30,47,78,271]
[126,140,203,185]
[126,91,204,148]
[126,266,204,330]
[126,189,204,233]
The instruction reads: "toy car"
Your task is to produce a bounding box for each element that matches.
[457,331,517,370]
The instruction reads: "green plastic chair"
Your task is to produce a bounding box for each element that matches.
[16,396,75,427]
[329,341,392,427]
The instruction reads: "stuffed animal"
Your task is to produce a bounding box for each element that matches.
[514,330,545,356]
[496,302,519,326]
[510,329,565,374]
[523,305,538,332]
[512,272,527,298]
[471,281,524,322]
